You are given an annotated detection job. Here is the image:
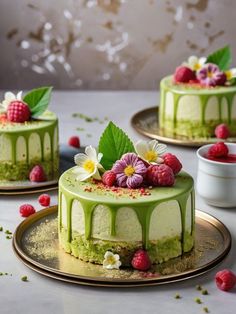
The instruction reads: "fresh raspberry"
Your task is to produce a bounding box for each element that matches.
[207,142,229,158]
[38,194,51,207]
[215,72,227,86]
[146,164,175,187]
[29,165,46,182]
[163,153,182,175]
[19,204,36,217]
[215,269,236,291]
[215,124,230,139]
[7,101,31,123]
[68,136,80,148]
[0,113,7,123]
[102,171,116,187]
[131,249,151,271]
[174,66,196,83]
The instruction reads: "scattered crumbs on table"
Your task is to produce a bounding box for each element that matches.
[0,272,12,276]
[195,297,202,304]
[201,289,209,295]
[72,113,109,124]
[0,226,3,231]
[203,307,209,313]
[76,127,85,131]
[175,293,181,299]
[6,235,12,240]
[86,133,92,138]
[196,284,202,291]
[21,275,28,282]
[5,230,12,235]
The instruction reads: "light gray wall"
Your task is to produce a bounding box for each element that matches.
[0,0,235,90]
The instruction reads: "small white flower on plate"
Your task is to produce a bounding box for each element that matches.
[135,140,167,164]
[0,91,23,112]
[103,251,121,270]
[185,56,206,71]
[225,68,236,81]
[73,145,103,181]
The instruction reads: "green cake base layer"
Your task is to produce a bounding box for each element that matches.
[59,228,194,266]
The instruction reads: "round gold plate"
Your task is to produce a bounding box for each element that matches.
[13,206,231,287]
[0,183,58,196]
[131,107,236,147]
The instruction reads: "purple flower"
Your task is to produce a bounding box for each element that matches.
[197,63,226,86]
[112,153,147,188]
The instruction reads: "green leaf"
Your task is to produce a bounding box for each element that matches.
[23,86,53,117]
[98,121,135,170]
[206,45,232,71]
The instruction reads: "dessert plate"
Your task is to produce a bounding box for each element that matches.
[13,206,231,287]
[131,107,236,147]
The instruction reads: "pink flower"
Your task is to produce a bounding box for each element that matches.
[112,153,147,188]
[197,63,226,86]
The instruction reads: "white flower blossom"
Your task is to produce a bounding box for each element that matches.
[135,140,167,164]
[185,56,206,71]
[225,68,236,81]
[0,91,22,112]
[73,145,103,181]
[103,251,121,270]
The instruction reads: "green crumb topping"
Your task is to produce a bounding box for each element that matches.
[0,226,3,231]
[0,272,3,276]
[203,307,209,313]
[76,127,85,131]
[196,284,202,291]
[201,289,209,295]
[175,293,181,299]
[195,298,202,304]
[86,133,92,138]
[6,235,12,240]
[5,230,12,235]
[21,275,28,282]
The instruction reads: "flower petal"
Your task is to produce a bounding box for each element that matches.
[188,56,198,67]
[126,174,143,188]
[74,153,88,166]
[16,91,23,100]
[92,168,101,180]
[135,140,149,158]
[104,251,113,259]
[85,146,98,162]
[4,92,16,101]
[72,168,92,181]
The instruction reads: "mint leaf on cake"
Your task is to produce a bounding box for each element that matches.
[206,45,232,71]
[23,86,53,117]
[98,121,135,170]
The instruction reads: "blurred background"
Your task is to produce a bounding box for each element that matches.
[0,0,235,90]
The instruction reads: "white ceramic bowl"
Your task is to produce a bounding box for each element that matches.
[196,143,236,208]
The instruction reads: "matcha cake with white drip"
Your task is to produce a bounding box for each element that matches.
[58,122,195,269]
[159,46,236,139]
[0,87,59,181]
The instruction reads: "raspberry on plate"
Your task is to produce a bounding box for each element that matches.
[19,204,36,217]
[215,269,236,291]
[146,164,175,186]
[131,249,151,271]
[38,194,51,207]
[215,124,230,139]
[207,142,229,158]
[68,136,80,148]
[7,101,31,123]
[163,153,182,175]
[102,171,116,187]
[29,165,46,182]
[174,66,196,83]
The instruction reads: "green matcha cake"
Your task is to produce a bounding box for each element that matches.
[0,87,59,182]
[159,46,236,139]
[58,122,195,270]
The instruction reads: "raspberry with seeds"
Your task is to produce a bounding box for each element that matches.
[174,66,196,83]
[207,142,229,158]
[102,171,116,187]
[215,124,230,139]
[19,204,36,217]
[29,165,46,182]
[68,136,80,148]
[38,194,51,207]
[131,249,151,271]
[163,153,182,175]
[215,269,236,291]
[146,164,175,187]
[7,101,31,123]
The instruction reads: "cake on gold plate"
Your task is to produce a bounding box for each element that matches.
[0,87,59,182]
[58,122,195,270]
[159,46,236,139]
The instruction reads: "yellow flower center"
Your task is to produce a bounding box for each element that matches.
[83,160,95,173]
[144,150,157,162]
[106,256,116,265]
[194,63,201,71]
[207,71,213,78]
[225,70,232,80]
[124,165,135,176]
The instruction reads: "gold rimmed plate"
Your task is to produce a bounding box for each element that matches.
[13,206,231,287]
[131,107,236,147]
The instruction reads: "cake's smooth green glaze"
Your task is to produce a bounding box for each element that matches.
[0,111,59,181]
[159,76,236,138]
[58,167,195,266]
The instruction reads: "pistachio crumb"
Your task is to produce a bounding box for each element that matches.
[5,230,12,235]
[21,275,28,282]
[195,297,202,304]
[0,272,3,276]
[175,293,181,299]
[196,284,202,290]
[203,307,209,313]
[201,289,209,295]
[6,235,12,239]
[0,226,3,231]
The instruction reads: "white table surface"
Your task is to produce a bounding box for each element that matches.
[0,91,235,314]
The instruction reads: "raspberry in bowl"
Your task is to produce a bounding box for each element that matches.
[196,142,236,207]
